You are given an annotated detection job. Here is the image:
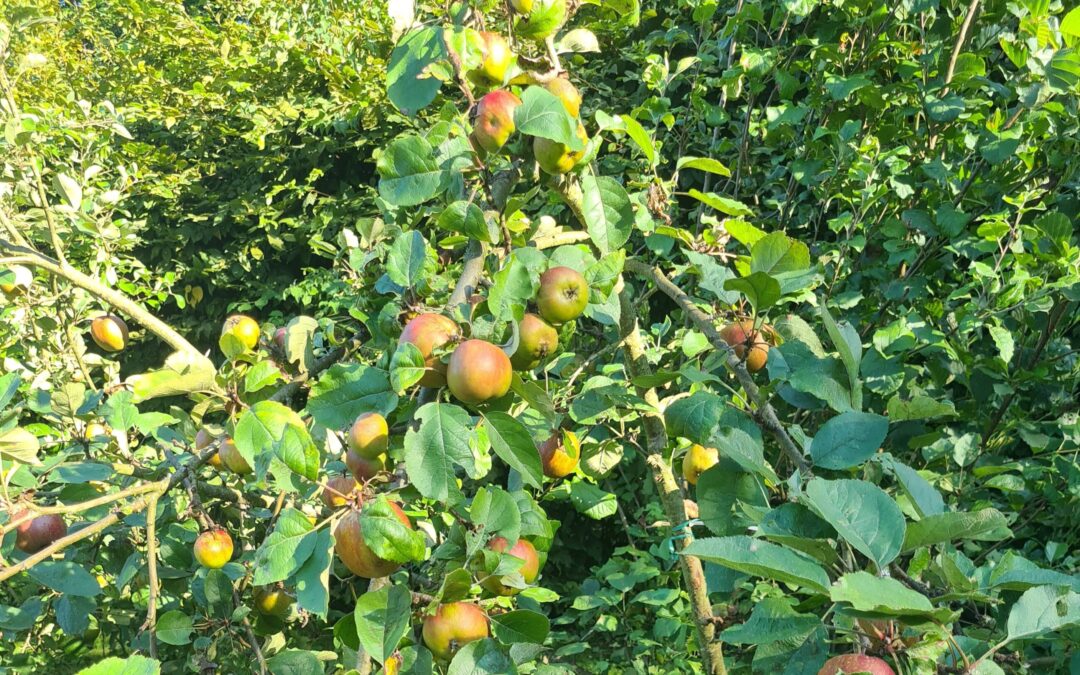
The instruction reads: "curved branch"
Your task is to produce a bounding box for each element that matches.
[0,238,200,355]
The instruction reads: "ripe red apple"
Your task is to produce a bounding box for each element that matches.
[545,76,581,118]
[90,315,128,353]
[682,444,719,486]
[719,320,770,372]
[334,501,411,578]
[217,438,252,475]
[222,314,260,351]
[510,313,559,370]
[534,122,587,174]
[537,266,589,324]
[322,474,361,508]
[399,313,460,388]
[348,412,388,459]
[446,339,513,405]
[473,90,521,154]
[470,31,512,86]
[818,654,895,675]
[14,512,67,553]
[480,537,540,596]
[252,585,294,617]
[538,429,580,478]
[422,602,490,661]
[194,528,233,569]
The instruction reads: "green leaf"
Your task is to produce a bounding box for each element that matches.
[127,351,217,404]
[1006,586,1080,640]
[470,486,522,542]
[28,562,101,597]
[447,638,516,675]
[830,571,934,616]
[724,272,781,311]
[885,395,956,421]
[377,134,443,207]
[676,156,731,177]
[687,189,754,217]
[880,456,945,518]
[682,536,831,594]
[56,595,93,635]
[513,86,582,149]
[482,412,544,489]
[438,201,498,243]
[808,411,888,470]
[235,401,319,480]
[0,372,20,411]
[252,508,317,585]
[155,610,193,645]
[925,94,965,123]
[386,230,431,288]
[293,529,333,619]
[307,364,397,430]
[0,426,40,465]
[902,509,1012,552]
[581,174,634,255]
[77,655,161,675]
[488,255,535,323]
[354,583,412,664]
[1063,7,1080,47]
[0,598,42,631]
[819,305,861,408]
[55,172,82,210]
[824,74,870,101]
[403,403,475,504]
[750,232,810,275]
[988,325,1015,365]
[389,341,426,393]
[566,480,618,520]
[803,478,905,570]
[265,650,324,674]
[665,391,726,443]
[386,27,445,116]
[720,598,820,645]
[361,496,427,563]
[490,610,550,644]
[986,552,1080,592]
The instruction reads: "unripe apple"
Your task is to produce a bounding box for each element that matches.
[538,429,580,478]
[470,31,512,86]
[473,90,521,154]
[345,449,386,482]
[480,536,540,596]
[193,528,233,569]
[252,585,294,617]
[511,313,558,370]
[84,422,109,441]
[334,501,411,578]
[90,315,129,353]
[537,266,589,324]
[515,0,568,41]
[682,444,719,486]
[545,76,582,118]
[322,474,361,508]
[446,339,512,405]
[399,313,460,388]
[218,438,252,475]
[195,428,224,469]
[818,654,895,675]
[0,265,32,295]
[348,412,389,460]
[719,320,770,372]
[14,512,67,553]
[534,122,587,174]
[510,0,533,11]
[422,602,490,661]
[222,314,260,352]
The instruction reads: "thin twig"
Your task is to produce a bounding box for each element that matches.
[143,493,160,658]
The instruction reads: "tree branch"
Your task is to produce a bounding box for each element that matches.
[942,0,980,97]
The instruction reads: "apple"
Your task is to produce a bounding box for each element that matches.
[818,654,895,675]
[193,528,233,569]
[195,428,225,469]
[545,76,581,118]
[273,326,288,352]
[345,449,386,482]
[446,339,513,405]
[510,313,558,370]
[348,412,389,459]
[480,536,540,596]
[473,90,521,154]
[252,585,294,617]
[538,429,580,478]
[334,501,411,578]
[322,474,361,508]
[719,320,770,372]
[0,265,32,295]
[399,313,460,388]
[222,314,260,351]
[515,0,568,41]
[84,422,109,441]
[90,315,128,353]
[14,512,67,553]
[217,438,252,475]
[510,0,533,11]
[537,266,589,324]
[534,122,587,174]
[682,444,719,486]
[422,602,490,661]
[470,31,512,86]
